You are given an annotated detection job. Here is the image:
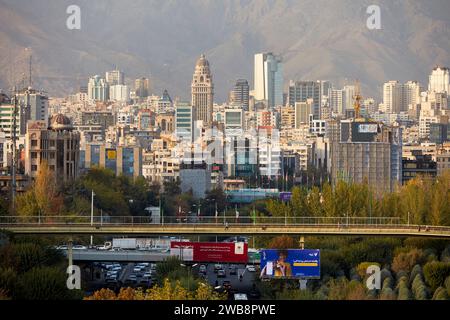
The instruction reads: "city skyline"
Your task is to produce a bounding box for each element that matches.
[1,0,450,101]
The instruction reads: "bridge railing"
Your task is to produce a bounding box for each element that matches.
[0,215,406,226]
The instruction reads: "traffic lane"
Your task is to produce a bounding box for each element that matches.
[199,263,258,294]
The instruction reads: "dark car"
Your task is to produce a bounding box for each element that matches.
[229,265,237,275]
[214,264,223,273]
[217,269,226,278]
[199,264,207,274]
[223,280,232,291]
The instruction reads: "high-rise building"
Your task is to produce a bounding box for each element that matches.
[109,85,130,102]
[254,52,283,108]
[403,81,421,108]
[105,69,125,86]
[175,102,195,142]
[288,81,321,117]
[191,54,214,126]
[295,99,313,128]
[329,89,345,115]
[230,79,249,110]
[343,85,356,111]
[382,81,403,113]
[88,75,109,101]
[428,66,450,95]
[25,115,80,182]
[329,120,402,193]
[382,81,421,114]
[135,77,150,98]
[0,89,49,137]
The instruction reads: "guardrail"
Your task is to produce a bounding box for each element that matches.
[0,215,405,226]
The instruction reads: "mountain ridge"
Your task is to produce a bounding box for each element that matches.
[0,0,449,101]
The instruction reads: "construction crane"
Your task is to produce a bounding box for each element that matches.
[353,80,363,120]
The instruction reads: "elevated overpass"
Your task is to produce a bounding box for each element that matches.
[1,216,450,239]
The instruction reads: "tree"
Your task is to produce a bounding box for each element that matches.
[16,267,81,300]
[423,261,450,291]
[16,161,64,218]
[268,235,296,249]
[84,288,117,300]
[392,248,425,274]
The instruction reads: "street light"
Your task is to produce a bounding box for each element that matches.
[181,263,198,291]
[90,190,95,246]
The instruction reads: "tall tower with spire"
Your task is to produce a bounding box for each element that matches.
[191,54,214,126]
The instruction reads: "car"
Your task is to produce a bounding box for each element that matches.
[246,265,256,272]
[214,264,223,272]
[229,265,237,275]
[138,278,150,286]
[217,269,226,278]
[143,272,152,279]
[105,278,117,284]
[56,245,68,250]
[222,280,232,290]
[137,263,149,267]
[73,245,87,250]
[199,265,207,274]
[133,267,143,273]
[234,293,248,300]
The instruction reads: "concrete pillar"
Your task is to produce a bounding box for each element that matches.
[68,237,73,267]
[299,236,305,250]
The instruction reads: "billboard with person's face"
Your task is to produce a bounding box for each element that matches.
[260,249,320,279]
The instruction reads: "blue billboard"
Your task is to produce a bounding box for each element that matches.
[260,249,320,279]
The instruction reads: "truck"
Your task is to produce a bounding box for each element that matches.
[112,238,137,250]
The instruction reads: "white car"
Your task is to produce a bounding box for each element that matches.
[246,265,256,272]
[73,245,87,250]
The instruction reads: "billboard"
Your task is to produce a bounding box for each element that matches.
[358,123,378,133]
[279,192,292,202]
[260,249,320,279]
[170,241,248,263]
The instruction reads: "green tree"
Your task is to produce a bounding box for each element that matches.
[423,261,450,291]
[16,267,81,300]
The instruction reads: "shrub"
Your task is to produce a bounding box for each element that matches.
[0,268,17,297]
[382,277,394,290]
[432,287,448,300]
[397,282,411,300]
[15,267,81,300]
[423,261,450,291]
[411,274,428,300]
[380,287,396,300]
[356,262,380,279]
[440,246,450,262]
[392,248,424,274]
[409,264,422,286]
[445,276,450,296]
[380,268,393,285]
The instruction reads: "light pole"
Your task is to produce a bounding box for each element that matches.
[181,263,198,291]
[90,190,95,246]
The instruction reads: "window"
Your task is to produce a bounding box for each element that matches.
[49,140,55,147]
[31,165,38,171]
[31,152,37,159]
[31,140,38,147]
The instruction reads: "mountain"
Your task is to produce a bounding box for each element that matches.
[0,0,449,101]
